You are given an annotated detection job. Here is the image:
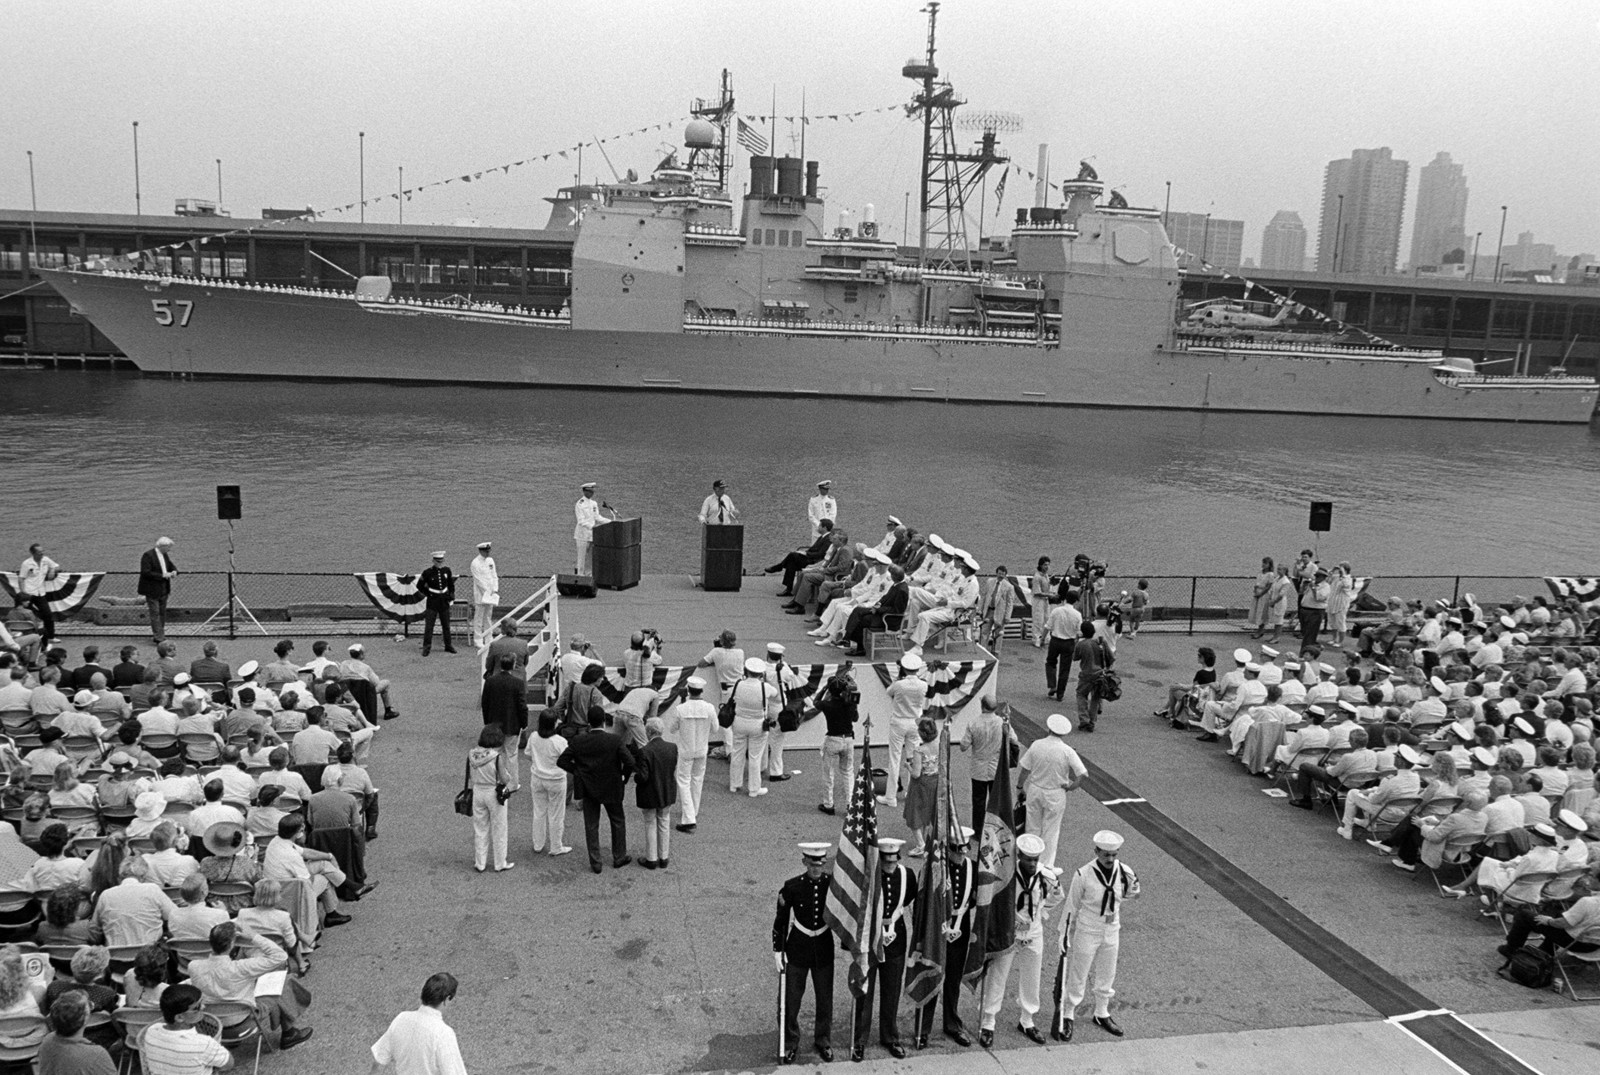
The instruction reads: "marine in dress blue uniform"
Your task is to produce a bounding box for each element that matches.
[418,551,457,655]
[853,837,919,1061]
[915,826,977,1047]
[774,842,836,1064]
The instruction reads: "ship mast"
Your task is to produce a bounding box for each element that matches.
[903,2,1009,272]
[691,69,736,196]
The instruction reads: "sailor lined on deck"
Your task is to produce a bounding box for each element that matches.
[979,831,1062,1047]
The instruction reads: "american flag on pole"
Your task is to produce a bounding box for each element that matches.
[993,170,1007,216]
[737,118,769,156]
[826,737,879,995]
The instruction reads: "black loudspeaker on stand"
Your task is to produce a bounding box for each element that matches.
[1308,501,1333,533]
[216,484,242,521]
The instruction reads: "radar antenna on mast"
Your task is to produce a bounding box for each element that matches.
[689,69,735,196]
[903,3,1011,271]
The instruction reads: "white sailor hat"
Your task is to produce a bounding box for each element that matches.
[767,643,786,655]
[1244,662,1262,673]
[1396,744,1422,766]
[817,479,832,488]
[876,837,905,855]
[432,550,447,559]
[1374,663,1394,675]
[887,515,902,527]
[1046,713,1072,736]
[799,842,833,858]
[1530,822,1557,841]
[1446,616,1463,626]
[1306,704,1326,718]
[927,533,947,551]
[1513,716,1535,735]
[72,689,96,707]
[237,660,259,678]
[1557,808,1588,833]
[1451,719,1475,741]
[686,675,707,691]
[581,481,596,490]
[863,548,889,564]
[477,541,492,550]
[1283,660,1301,671]
[1093,830,1125,852]
[1015,833,1046,857]
[899,653,924,671]
[1337,700,1359,714]
[348,643,365,655]
[961,552,979,572]
[949,826,975,843]
[173,672,191,686]
[1498,614,1516,629]
[1471,746,1498,767]
[1318,662,1335,675]
[1259,645,1280,658]
[744,657,767,675]
[1428,675,1447,694]
[1232,648,1252,664]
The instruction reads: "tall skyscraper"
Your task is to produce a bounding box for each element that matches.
[1259,211,1307,271]
[1165,211,1244,269]
[1409,152,1469,270]
[1316,147,1409,274]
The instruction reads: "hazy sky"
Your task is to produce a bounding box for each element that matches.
[5,0,1596,263]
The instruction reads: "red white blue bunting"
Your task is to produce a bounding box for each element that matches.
[0,572,104,617]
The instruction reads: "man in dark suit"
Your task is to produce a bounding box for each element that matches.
[481,654,529,793]
[69,646,111,691]
[557,707,636,874]
[188,641,233,685]
[110,646,145,689]
[842,567,909,657]
[766,519,835,597]
[137,537,177,643]
[483,620,528,682]
[633,717,678,869]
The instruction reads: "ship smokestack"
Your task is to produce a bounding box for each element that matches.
[749,155,774,196]
[776,157,804,197]
[805,161,819,199]
[1034,144,1049,208]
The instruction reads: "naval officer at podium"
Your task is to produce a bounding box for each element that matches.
[698,480,740,526]
[574,482,616,575]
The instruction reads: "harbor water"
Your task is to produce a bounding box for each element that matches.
[5,370,1599,583]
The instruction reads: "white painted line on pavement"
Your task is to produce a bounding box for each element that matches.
[1100,797,1148,805]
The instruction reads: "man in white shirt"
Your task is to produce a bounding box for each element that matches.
[17,543,59,643]
[1198,663,1266,741]
[574,481,605,574]
[697,480,739,526]
[669,676,716,832]
[263,813,351,924]
[807,480,837,539]
[469,542,499,649]
[370,972,468,1075]
[1017,714,1088,870]
[339,644,398,720]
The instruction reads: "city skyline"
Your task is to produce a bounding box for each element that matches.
[1316,148,1409,275]
[1410,152,1469,271]
[2,1,1596,267]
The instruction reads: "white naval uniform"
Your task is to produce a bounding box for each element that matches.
[574,497,603,574]
[470,553,499,647]
[981,866,1063,1030]
[765,659,804,778]
[1057,858,1140,1023]
[669,696,716,826]
[807,493,836,539]
[910,573,980,646]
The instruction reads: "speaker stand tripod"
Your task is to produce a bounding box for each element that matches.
[201,520,267,639]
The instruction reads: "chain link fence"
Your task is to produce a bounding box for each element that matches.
[46,571,1565,639]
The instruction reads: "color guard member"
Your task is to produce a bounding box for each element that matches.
[774,842,837,1064]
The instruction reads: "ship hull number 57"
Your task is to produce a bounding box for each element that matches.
[151,299,194,327]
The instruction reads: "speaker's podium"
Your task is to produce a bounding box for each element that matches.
[593,517,642,591]
[700,524,743,591]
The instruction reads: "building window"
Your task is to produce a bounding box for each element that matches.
[751,228,762,245]
[778,230,789,247]
[792,230,803,246]
[1530,302,1568,340]
[765,229,776,246]
[842,285,858,303]
[1490,300,1529,339]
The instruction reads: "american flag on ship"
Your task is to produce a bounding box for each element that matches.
[826,738,879,991]
[737,118,769,156]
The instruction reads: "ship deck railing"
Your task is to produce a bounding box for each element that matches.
[684,315,1058,343]
[1172,332,1442,359]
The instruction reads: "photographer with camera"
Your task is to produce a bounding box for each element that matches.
[815,665,860,815]
[1061,554,1107,620]
[625,630,663,689]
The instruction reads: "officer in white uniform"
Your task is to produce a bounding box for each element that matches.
[574,482,604,574]
[978,832,1061,1046]
[807,481,837,540]
[764,644,803,782]
[469,541,500,648]
[1052,829,1140,1041]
